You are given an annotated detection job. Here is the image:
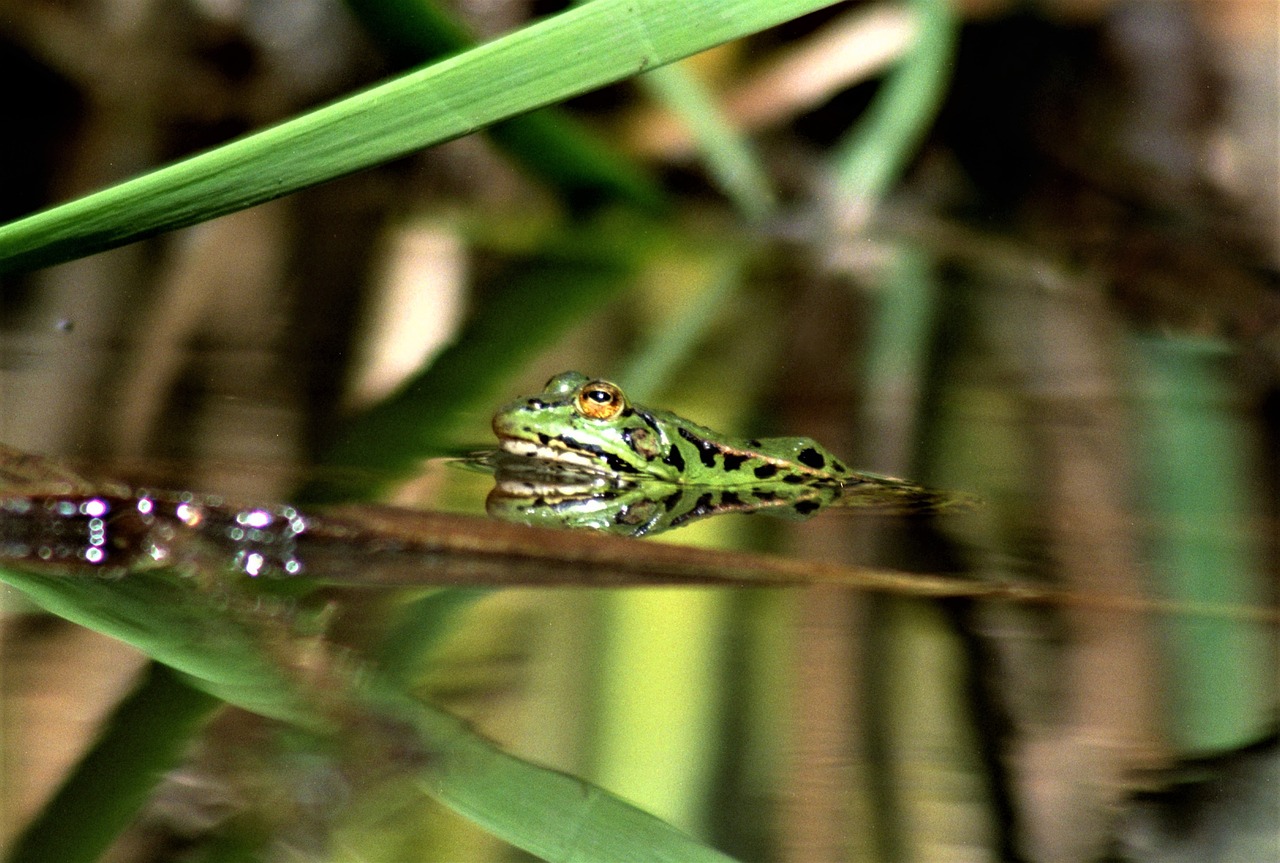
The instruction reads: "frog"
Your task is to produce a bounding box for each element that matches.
[488,372,973,535]
[493,371,906,489]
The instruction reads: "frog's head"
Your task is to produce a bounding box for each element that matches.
[492,372,678,481]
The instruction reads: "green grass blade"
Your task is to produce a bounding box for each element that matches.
[3,664,221,863]
[830,0,957,209]
[344,0,665,210]
[638,66,776,221]
[0,0,844,275]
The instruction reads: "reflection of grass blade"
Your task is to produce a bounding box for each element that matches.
[1132,336,1272,753]
[4,664,220,863]
[377,587,492,685]
[0,0,846,275]
[0,566,324,860]
[591,588,727,835]
[389,690,741,863]
[0,567,323,727]
[0,556,745,860]
[345,0,665,211]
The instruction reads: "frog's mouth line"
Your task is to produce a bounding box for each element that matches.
[497,437,608,472]
[497,434,647,477]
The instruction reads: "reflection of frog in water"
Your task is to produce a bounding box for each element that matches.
[489,372,969,537]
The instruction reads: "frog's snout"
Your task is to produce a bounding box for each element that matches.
[492,410,516,439]
[492,401,535,440]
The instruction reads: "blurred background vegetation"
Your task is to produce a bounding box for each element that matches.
[0,0,1277,861]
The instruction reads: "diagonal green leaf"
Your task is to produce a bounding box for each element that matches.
[343,0,664,211]
[0,0,844,275]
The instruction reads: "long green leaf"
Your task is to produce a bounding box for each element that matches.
[343,0,664,210]
[0,0,844,275]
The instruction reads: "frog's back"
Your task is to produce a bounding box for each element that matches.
[742,435,848,476]
[662,417,852,485]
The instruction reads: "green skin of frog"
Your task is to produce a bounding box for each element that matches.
[493,371,891,488]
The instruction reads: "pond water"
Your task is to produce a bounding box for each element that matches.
[1,327,1275,863]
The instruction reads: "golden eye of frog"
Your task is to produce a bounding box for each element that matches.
[492,371,854,487]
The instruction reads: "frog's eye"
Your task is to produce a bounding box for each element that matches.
[576,381,626,420]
